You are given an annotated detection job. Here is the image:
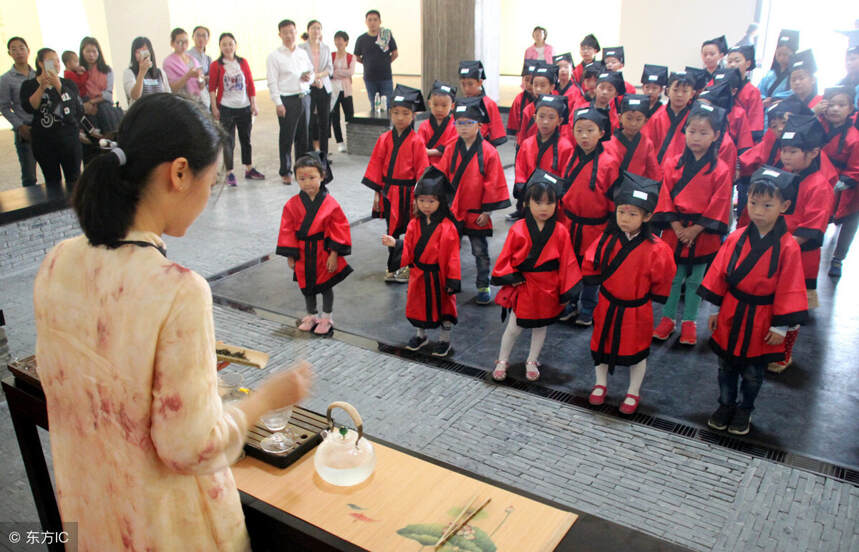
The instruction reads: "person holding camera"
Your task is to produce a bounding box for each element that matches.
[123,37,170,104]
[19,48,82,187]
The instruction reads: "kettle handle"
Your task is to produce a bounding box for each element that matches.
[325,401,365,447]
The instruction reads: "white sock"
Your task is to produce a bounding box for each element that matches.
[498,314,523,362]
[416,328,426,339]
[439,322,451,343]
[625,360,647,404]
[594,364,609,396]
[527,326,547,363]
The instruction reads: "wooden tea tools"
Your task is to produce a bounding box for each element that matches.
[433,494,492,550]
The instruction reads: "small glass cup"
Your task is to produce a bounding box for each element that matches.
[259,406,295,454]
[218,371,244,402]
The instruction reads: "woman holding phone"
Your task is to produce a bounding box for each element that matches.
[19,48,83,186]
[163,28,204,102]
[123,37,170,104]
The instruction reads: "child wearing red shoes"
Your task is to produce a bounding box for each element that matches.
[770,114,834,372]
[382,167,462,357]
[652,102,733,345]
[491,170,582,382]
[277,153,352,335]
[699,166,808,435]
[583,172,676,414]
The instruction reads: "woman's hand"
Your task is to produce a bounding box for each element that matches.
[381,235,396,247]
[138,55,153,77]
[256,361,314,412]
[326,252,338,273]
[251,100,259,117]
[211,104,220,120]
[186,67,202,79]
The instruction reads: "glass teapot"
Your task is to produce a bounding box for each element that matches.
[313,402,376,486]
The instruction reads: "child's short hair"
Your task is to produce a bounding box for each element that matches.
[748,178,786,200]
[334,30,349,42]
[61,50,77,64]
[667,72,695,89]
[294,154,326,177]
[580,34,600,51]
[823,85,855,106]
[523,180,559,205]
[278,19,295,31]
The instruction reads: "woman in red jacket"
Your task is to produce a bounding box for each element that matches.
[208,32,264,186]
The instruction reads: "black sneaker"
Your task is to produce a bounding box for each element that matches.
[828,259,842,278]
[575,311,594,326]
[707,404,735,431]
[431,341,451,357]
[727,407,752,435]
[405,335,428,351]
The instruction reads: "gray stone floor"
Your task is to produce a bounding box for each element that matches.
[1,100,857,552]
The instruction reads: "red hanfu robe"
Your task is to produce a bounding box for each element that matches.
[418,115,458,170]
[477,93,508,147]
[645,103,692,165]
[698,218,809,363]
[571,98,620,136]
[727,103,755,152]
[514,130,574,199]
[623,81,637,96]
[604,131,663,182]
[735,80,764,136]
[559,144,620,263]
[739,129,781,177]
[516,101,539,145]
[653,151,733,267]
[662,131,738,177]
[399,214,462,328]
[556,80,584,111]
[507,90,535,138]
[783,157,835,290]
[440,135,510,236]
[583,230,676,372]
[820,120,859,221]
[276,190,353,295]
[573,62,586,85]
[491,216,583,328]
[362,127,429,237]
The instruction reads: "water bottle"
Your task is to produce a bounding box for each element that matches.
[380,95,387,112]
[374,92,381,113]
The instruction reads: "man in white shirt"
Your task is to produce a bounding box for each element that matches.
[267,19,313,185]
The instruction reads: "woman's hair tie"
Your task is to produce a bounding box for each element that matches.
[99,138,127,166]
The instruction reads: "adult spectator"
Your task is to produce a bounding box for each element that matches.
[354,9,398,107]
[19,48,82,187]
[188,26,212,108]
[123,37,170,104]
[299,20,333,159]
[330,30,356,153]
[164,28,205,103]
[524,26,553,63]
[267,19,313,185]
[79,37,117,131]
[35,92,313,550]
[0,36,37,186]
[209,32,265,186]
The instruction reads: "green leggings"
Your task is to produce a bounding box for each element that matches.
[662,262,707,322]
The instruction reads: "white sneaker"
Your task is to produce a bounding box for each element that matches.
[338,143,347,153]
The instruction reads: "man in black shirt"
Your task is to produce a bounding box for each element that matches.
[353,9,398,108]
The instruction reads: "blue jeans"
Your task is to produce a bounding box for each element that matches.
[718,357,765,411]
[577,283,599,316]
[467,234,490,289]
[14,127,37,187]
[364,79,393,108]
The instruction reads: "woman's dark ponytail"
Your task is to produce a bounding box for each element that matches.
[72,93,226,247]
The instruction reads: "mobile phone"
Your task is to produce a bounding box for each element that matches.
[80,116,96,135]
[45,60,57,75]
[141,50,150,61]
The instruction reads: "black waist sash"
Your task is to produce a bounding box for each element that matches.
[412,260,442,322]
[725,287,775,359]
[382,176,417,235]
[563,209,610,262]
[297,231,325,290]
[598,286,651,373]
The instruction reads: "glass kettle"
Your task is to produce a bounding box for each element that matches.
[313,402,376,486]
